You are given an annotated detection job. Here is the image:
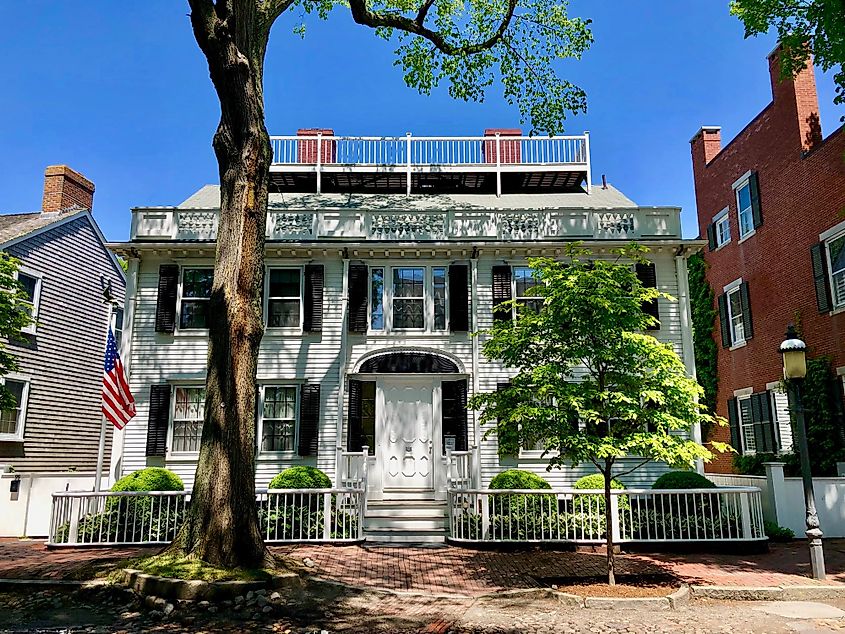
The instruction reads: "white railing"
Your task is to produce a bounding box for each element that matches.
[48,488,364,546]
[448,487,766,544]
[336,446,369,491]
[446,447,477,490]
[270,134,589,168]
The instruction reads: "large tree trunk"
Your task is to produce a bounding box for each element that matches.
[604,459,615,586]
[168,1,271,568]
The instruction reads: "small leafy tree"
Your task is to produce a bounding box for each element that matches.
[0,253,34,410]
[469,244,726,584]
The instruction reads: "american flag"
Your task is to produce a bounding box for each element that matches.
[102,327,135,429]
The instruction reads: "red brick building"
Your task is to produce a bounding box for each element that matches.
[690,47,845,473]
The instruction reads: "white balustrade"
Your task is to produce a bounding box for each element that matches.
[447,487,766,544]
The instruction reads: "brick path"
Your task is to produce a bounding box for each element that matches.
[2,539,844,595]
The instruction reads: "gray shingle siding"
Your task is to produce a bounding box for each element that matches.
[0,214,125,473]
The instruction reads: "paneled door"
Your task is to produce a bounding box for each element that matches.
[378,380,434,490]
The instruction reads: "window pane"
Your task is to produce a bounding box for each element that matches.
[361,382,376,455]
[17,274,37,302]
[514,267,539,297]
[371,268,384,330]
[433,267,446,330]
[180,300,208,329]
[394,299,424,329]
[393,268,424,298]
[268,299,300,327]
[0,380,24,436]
[737,184,751,213]
[264,387,296,419]
[728,289,744,343]
[173,387,204,452]
[716,216,730,245]
[114,308,124,349]
[830,235,845,306]
[261,387,296,452]
[269,269,300,298]
[739,398,755,453]
[262,420,294,452]
[183,269,213,298]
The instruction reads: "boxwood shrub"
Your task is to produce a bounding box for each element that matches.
[489,469,551,490]
[268,466,332,489]
[651,471,715,490]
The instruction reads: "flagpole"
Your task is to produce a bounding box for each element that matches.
[94,300,115,494]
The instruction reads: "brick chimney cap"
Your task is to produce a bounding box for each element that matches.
[44,165,95,192]
[483,128,523,136]
[689,126,722,144]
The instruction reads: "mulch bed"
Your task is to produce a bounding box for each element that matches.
[538,573,681,598]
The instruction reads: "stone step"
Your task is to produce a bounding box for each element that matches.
[364,516,448,531]
[363,527,447,544]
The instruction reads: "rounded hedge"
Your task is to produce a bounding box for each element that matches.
[269,466,331,489]
[489,469,551,490]
[652,471,716,490]
[111,468,184,493]
[573,474,625,491]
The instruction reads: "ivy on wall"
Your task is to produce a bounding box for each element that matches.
[687,252,718,441]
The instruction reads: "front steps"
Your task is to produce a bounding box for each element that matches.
[363,499,448,544]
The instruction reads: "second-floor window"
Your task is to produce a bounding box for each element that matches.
[393,267,425,329]
[714,210,731,248]
[718,280,753,349]
[0,378,28,441]
[368,265,448,332]
[16,271,40,334]
[266,268,302,328]
[828,232,845,308]
[727,286,745,345]
[171,386,205,452]
[513,267,542,315]
[735,180,754,238]
[179,268,213,330]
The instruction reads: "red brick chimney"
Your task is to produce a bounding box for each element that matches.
[41,165,95,213]
[768,44,822,152]
[689,126,722,169]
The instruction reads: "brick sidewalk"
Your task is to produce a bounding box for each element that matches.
[2,538,843,595]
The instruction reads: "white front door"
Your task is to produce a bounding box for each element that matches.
[378,380,434,490]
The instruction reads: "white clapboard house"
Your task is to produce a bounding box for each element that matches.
[109,130,702,542]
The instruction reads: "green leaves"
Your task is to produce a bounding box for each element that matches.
[0,252,34,411]
[469,244,724,477]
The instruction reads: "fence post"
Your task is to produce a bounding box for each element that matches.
[763,462,788,527]
[323,492,332,541]
[481,493,490,540]
[495,133,502,197]
[446,447,452,489]
[68,497,81,545]
[406,132,412,196]
[316,132,323,194]
[609,493,621,543]
[739,492,753,540]
[335,446,343,487]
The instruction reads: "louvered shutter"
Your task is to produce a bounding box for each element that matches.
[297,384,320,456]
[348,264,368,333]
[442,380,468,452]
[155,265,179,333]
[492,265,512,322]
[707,223,717,251]
[146,385,171,457]
[811,242,833,313]
[346,379,363,452]
[496,381,519,457]
[718,294,731,348]
[739,281,754,340]
[749,171,763,229]
[636,262,660,330]
[727,397,741,451]
[449,264,470,332]
[751,392,776,453]
[303,264,324,332]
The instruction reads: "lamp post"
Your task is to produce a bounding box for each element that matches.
[779,325,825,580]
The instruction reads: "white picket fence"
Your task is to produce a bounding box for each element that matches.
[447,487,766,544]
[48,488,365,546]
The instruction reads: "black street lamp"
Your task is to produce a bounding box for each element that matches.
[779,324,825,580]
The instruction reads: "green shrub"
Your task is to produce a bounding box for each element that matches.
[489,469,551,490]
[111,468,184,493]
[573,473,624,491]
[572,474,627,520]
[652,471,716,490]
[764,521,795,542]
[269,466,331,489]
[733,453,801,477]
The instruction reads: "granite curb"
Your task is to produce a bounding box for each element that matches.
[691,584,845,601]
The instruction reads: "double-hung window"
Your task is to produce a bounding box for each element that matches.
[266,268,302,329]
[16,271,40,334]
[113,308,124,349]
[369,266,448,332]
[259,385,298,452]
[392,267,425,329]
[737,395,755,453]
[735,180,754,238]
[714,209,731,248]
[171,386,205,452]
[827,232,845,308]
[370,268,385,330]
[179,268,213,330]
[0,378,29,441]
[727,286,745,345]
[513,266,542,315]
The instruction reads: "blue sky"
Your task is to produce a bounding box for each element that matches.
[1,1,841,241]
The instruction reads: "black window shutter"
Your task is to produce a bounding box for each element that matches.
[749,171,763,229]
[727,397,741,451]
[739,281,754,340]
[442,379,468,452]
[811,242,833,313]
[146,384,171,457]
[303,264,324,332]
[707,223,717,251]
[492,265,512,322]
[751,392,776,453]
[448,264,470,332]
[155,265,179,333]
[346,379,363,452]
[636,262,660,330]
[348,264,368,333]
[297,384,320,456]
[496,381,519,457]
[718,294,731,348]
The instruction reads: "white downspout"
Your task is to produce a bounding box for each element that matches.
[675,250,704,474]
[470,257,482,489]
[108,257,139,483]
[334,257,350,486]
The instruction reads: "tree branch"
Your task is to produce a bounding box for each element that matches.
[347,0,517,55]
[612,458,651,479]
[415,0,437,25]
[262,0,297,27]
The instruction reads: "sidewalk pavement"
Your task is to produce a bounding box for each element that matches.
[1,538,843,596]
